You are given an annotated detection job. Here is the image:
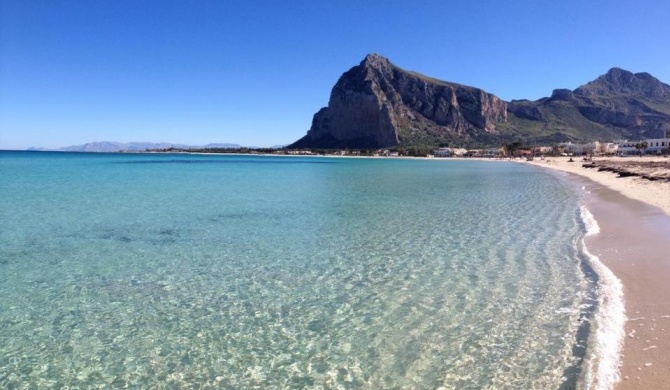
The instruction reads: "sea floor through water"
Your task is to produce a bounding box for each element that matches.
[0,152,606,389]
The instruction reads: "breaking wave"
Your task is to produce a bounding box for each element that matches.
[577,205,626,390]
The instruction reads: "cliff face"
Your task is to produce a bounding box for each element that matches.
[290,55,670,149]
[290,54,508,149]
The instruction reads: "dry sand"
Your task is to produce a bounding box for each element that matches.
[527,156,670,217]
[525,156,670,389]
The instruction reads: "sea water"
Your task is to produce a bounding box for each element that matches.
[0,151,619,389]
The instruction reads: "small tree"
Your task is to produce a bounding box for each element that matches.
[635,141,648,157]
[500,143,509,157]
[595,142,608,156]
[501,142,522,157]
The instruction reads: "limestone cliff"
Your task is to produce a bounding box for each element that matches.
[291,56,670,148]
[290,54,507,149]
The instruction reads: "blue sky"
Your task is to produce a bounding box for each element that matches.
[2,0,669,149]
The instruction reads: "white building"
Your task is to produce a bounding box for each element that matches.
[533,146,554,155]
[616,131,670,155]
[645,137,670,154]
[615,140,634,155]
[433,147,468,157]
[561,142,596,155]
[433,147,453,157]
[593,141,618,155]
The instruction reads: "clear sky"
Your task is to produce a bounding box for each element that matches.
[2,0,669,150]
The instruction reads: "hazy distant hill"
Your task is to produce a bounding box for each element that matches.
[290,54,670,149]
[200,143,247,149]
[33,142,245,152]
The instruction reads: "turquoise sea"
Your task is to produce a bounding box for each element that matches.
[0,151,614,389]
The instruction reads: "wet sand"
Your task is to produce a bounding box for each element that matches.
[584,181,670,389]
[526,160,670,389]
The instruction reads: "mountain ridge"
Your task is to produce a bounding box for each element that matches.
[29,142,245,153]
[291,54,670,149]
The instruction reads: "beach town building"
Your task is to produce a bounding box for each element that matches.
[287,150,313,155]
[378,149,400,157]
[433,147,468,157]
[531,146,554,155]
[616,132,670,155]
[433,147,453,157]
[593,141,618,155]
[465,148,501,157]
[451,148,468,157]
[646,139,669,153]
[644,131,670,154]
[514,149,534,158]
[483,148,502,157]
[616,141,639,155]
[560,142,596,155]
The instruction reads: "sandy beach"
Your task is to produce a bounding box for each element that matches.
[527,156,670,217]
[525,157,670,389]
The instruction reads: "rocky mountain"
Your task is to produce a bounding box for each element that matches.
[290,54,507,149]
[290,54,670,149]
[504,67,670,144]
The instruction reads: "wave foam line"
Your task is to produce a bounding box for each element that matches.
[579,205,626,390]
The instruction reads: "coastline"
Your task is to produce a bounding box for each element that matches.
[525,157,670,389]
[526,156,670,218]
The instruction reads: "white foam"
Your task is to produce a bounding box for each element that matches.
[581,205,600,236]
[578,205,627,390]
[556,307,578,315]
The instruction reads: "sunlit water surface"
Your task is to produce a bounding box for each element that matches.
[0,152,596,389]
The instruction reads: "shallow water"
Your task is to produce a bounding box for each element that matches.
[0,152,597,388]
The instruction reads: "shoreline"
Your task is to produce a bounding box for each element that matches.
[526,156,670,217]
[525,157,670,389]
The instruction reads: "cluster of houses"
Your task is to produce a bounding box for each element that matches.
[283,132,670,158]
[433,132,670,158]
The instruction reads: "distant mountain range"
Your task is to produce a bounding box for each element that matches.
[290,54,670,149]
[27,142,267,153]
